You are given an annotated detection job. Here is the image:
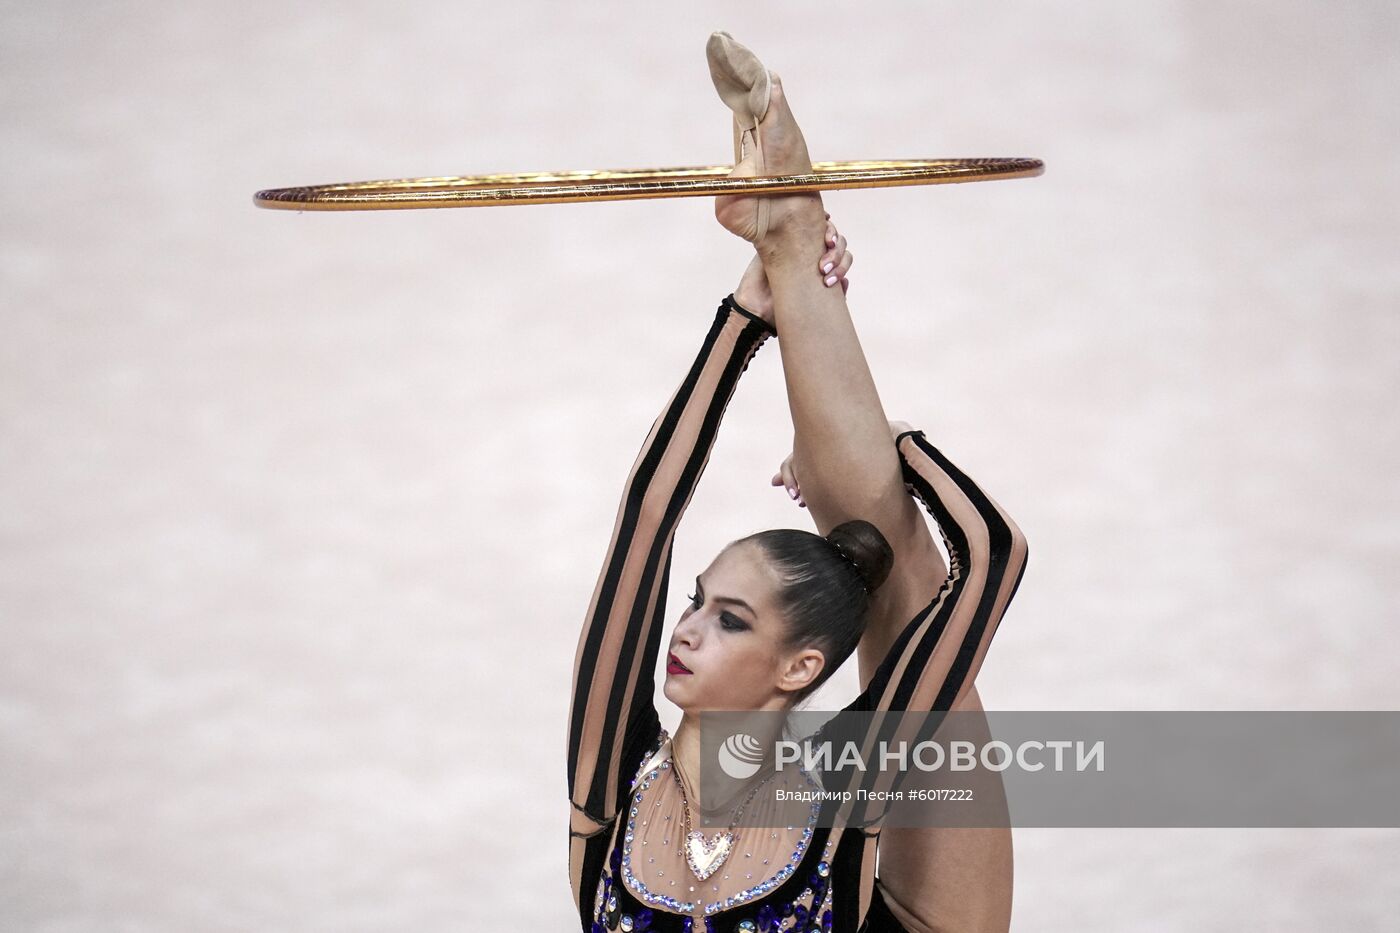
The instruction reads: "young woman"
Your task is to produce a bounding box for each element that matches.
[567,36,1029,932]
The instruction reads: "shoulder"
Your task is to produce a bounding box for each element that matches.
[628,726,671,793]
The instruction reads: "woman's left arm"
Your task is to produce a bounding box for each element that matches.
[852,427,1029,715]
[826,427,1028,833]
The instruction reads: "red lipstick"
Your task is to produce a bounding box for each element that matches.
[667,652,692,675]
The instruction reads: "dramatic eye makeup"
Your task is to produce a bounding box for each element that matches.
[689,574,754,631]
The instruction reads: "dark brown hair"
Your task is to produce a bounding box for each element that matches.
[735,519,894,706]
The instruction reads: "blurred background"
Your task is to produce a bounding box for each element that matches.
[2,0,1397,928]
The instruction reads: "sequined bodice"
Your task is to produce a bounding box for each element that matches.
[589,729,838,932]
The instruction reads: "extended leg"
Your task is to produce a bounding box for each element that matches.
[714,56,1016,931]
[876,684,1014,933]
[744,75,1013,933]
[757,196,950,688]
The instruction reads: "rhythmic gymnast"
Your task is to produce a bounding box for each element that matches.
[567,33,1030,933]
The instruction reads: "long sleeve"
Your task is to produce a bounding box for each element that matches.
[823,428,1029,828]
[566,295,775,830]
[849,428,1029,716]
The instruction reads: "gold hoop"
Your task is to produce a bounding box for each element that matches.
[253,157,1043,211]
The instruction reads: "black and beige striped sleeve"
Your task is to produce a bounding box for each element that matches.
[849,428,1029,717]
[566,294,775,829]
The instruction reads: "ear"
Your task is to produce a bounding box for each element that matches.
[777,646,826,695]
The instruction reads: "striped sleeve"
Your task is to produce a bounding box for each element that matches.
[849,427,1029,717]
[566,294,775,828]
[822,428,1028,828]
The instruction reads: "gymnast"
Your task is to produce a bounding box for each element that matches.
[567,33,1030,932]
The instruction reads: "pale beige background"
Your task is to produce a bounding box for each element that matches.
[2,1,1398,929]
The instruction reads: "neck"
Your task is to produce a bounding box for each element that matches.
[671,706,791,820]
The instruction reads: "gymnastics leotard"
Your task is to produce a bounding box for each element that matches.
[567,295,1029,932]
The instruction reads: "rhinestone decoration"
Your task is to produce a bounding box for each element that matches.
[683,827,734,881]
[605,727,843,929]
[621,759,699,913]
[700,783,822,916]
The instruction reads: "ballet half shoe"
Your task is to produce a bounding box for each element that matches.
[706,30,775,240]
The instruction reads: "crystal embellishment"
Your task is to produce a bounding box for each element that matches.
[684,829,734,881]
[617,727,829,919]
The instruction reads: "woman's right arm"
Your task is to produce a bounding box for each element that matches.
[566,295,775,841]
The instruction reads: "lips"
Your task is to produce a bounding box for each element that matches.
[667,652,692,675]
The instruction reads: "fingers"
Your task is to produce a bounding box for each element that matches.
[821,223,842,265]
[834,249,854,278]
[824,244,852,291]
[781,457,798,497]
[820,222,849,288]
[776,455,805,508]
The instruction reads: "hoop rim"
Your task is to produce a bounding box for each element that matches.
[253,157,1044,211]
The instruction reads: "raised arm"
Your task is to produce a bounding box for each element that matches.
[819,426,1028,833]
[566,295,775,835]
[848,427,1029,716]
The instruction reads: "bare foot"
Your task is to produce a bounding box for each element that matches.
[715,74,825,245]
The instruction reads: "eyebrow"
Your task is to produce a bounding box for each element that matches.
[695,573,756,618]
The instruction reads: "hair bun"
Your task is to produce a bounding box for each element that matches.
[825,520,894,595]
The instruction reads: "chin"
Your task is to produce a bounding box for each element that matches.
[662,678,685,707]
[664,681,706,713]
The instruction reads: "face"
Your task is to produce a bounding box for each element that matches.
[663,541,825,712]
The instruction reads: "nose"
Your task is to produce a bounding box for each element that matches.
[673,608,702,649]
